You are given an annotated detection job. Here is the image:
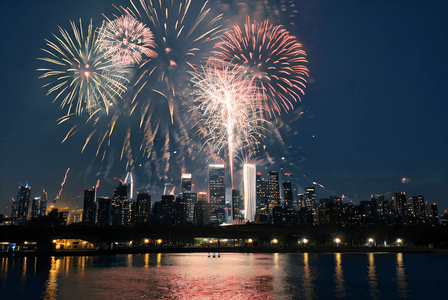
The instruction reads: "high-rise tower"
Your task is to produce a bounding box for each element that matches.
[244,164,256,222]
[267,171,280,213]
[112,183,129,226]
[83,188,97,225]
[181,173,192,194]
[282,179,293,208]
[209,164,225,224]
[124,172,134,201]
[14,184,31,224]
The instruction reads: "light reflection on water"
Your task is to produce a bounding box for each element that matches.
[1,253,447,299]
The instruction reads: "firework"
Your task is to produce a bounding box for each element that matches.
[210,17,309,116]
[37,19,129,116]
[55,168,70,202]
[97,14,157,66]
[190,63,263,187]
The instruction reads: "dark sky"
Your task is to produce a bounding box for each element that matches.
[1,0,447,215]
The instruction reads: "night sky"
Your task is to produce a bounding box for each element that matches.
[1,0,447,216]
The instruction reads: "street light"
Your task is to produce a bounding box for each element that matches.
[302,238,308,244]
[396,238,402,246]
[272,239,278,245]
[335,238,341,246]
[157,239,162,246]
[368,238,374,246]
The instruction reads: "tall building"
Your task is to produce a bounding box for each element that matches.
[181,173,192,194]
[174,197,187,226]
[304,187,317,224]
[244,164,256,222]
[183,192,197,224]
[411,195,425,218]
[31,197,41,218]
[40,190,47,216]
[195,192,210,226]
[282,180,293,208]
[83,188,97,225]
[112,183,129,226]
[209,164,225,224]
[232,189,243,222]
[256,172,268,220]
[124,172,134,201]
[135,192,151,224]
[267,171,280,213]
[97,197,112,226]
[14,184,31,224]
[394,192,407,219]
[160,195,175,226]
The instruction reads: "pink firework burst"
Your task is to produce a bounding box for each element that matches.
[210,17,309,116]
[98,14,157,66]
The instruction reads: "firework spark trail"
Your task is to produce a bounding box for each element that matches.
[190,64,263,187]
[55,168,70,201]
[37,19,130,117]
[210,16,308,116]
[97,14,157,66]
[114,177,124,185]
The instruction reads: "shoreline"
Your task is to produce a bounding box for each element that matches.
[3,246,448,257]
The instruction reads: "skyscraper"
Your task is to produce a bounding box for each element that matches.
[209,164,225,224]
[136,192,151,224]
[244,164,256,222]
[195,192,210,226]
[14,184,31,224]
[181,173,192,194]
[282,179,293,208]
[305,187,317,224]
[394,192,407,220]
[83,188,97,225]
[97,197,112,226]
[232,189,243,222]
[267,171,280,213]
[111,183,130,226]
[256,172,268,220]
[124,172,134,201]
[31,197,41,218]
[183,192,197,224]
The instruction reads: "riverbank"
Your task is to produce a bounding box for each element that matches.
[2,245,448,257]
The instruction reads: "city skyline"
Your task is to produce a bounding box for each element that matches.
[1,0,448,216]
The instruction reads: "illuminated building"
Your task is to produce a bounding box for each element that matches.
[111,183,129,226]
[14,184,31,225]
[83,188,97,225]
[124,172,134,201]
[267,171,280,214]
[183,192,197,224]
[304,187,317,224]
[181,173,192,194]
[394,192,407,220]
[411,195,426,218]
[282,179,293,208]
[40,191,47,216]
[31,197,41,218]
[256,172,268,221]
[244,164,256,222]
[232,189,243,222]
[208,164,225,224]
[195,192,210,226]
[135,192,151,224]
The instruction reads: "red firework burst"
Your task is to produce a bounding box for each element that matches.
[210,17,309,116]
